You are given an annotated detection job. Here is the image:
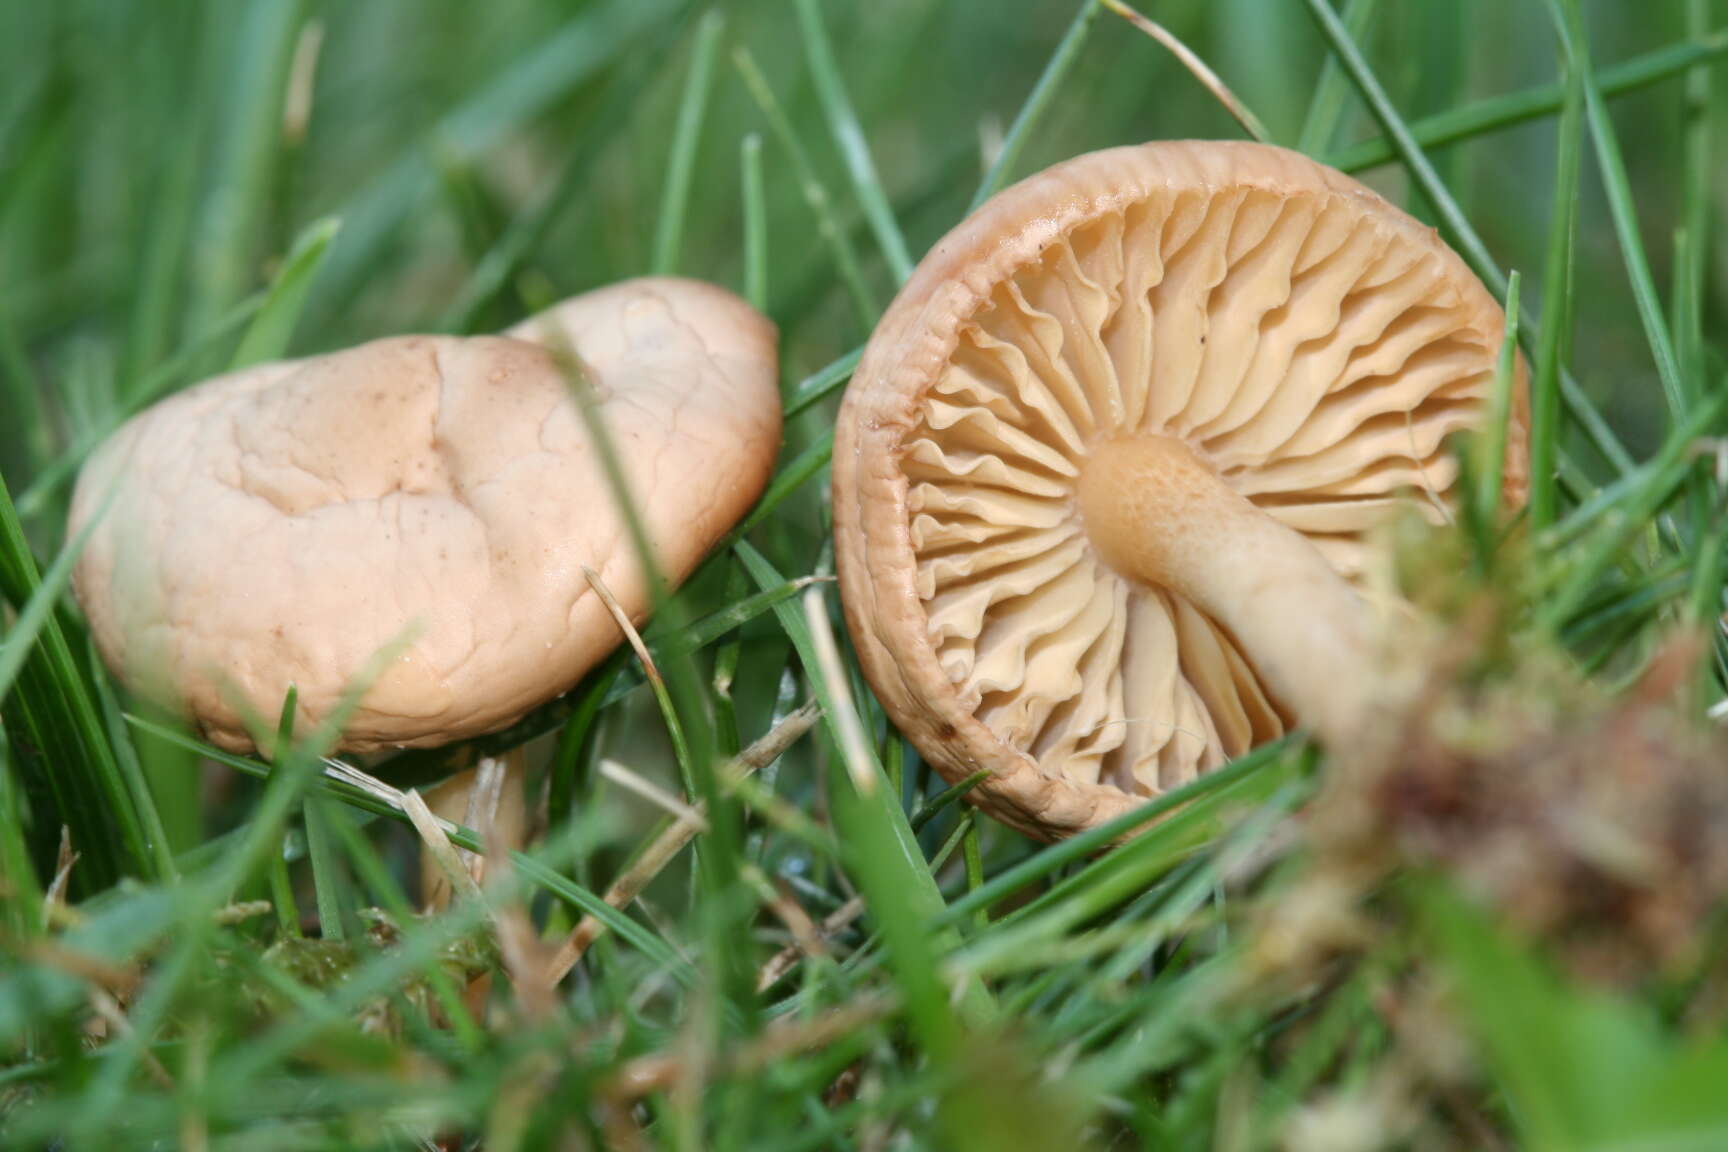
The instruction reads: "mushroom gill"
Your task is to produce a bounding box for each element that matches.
[893,143,1520,799]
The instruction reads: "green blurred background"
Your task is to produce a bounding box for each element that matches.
[0,0,1714,502]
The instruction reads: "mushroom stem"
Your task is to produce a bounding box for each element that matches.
[1076,435,1375,746]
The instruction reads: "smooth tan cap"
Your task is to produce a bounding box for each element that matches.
[71,277,780,753]
[834,141,1527,840]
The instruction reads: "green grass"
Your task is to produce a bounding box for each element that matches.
[2,1,1727,1148]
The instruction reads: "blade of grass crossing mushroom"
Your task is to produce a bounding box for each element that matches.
[971,0,1099,209]
[535,330,759,1015]
[742,133,768,311]
[799,603,994,1150]
[734,546,994,1008]
[1327,30,1728,173]
[650,9,723,277]
[227,216,339,369]
[733,46,879,330]
[794,0,914,283]
[1551,0,1686,424]
[1301,0,1634,482]
[1099,0,1272,144]
[370,573,809,787]
[801,589,876,797]
[1530,53,1584,535]
[1296,0,1379,155]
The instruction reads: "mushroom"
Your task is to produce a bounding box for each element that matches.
[69,276,780,763]
[834,141,1527,840]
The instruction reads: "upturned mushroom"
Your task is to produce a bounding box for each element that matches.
[70,276,780,765]
[834,141,1527,840]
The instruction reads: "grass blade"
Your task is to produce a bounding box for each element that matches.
[1099,0,1271,143]
[305,0,676,328]
[229,217,340,369]
[742,133,768,311]
[785,347,862,417]
[650,9,724,278]
[1530,47,1584,534]
[1327,30,1728,173]
[795,0,914,283]
[0,475,154,888]
[1551,0,1686,424]
[735,547,988,1017]
[1297,0,1379,155]
[734,45,879,330]
[971,0,1099,209]
[1479,270,1521,520]
[187,0,305,332]
[0,486,110,706]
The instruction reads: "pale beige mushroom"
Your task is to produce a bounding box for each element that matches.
[69,277,781,757]
[834,141,1527,840]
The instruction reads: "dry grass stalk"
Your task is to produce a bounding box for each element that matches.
[757,895,866,993]
[604,1000,887,1101]
[545,701,822,985]
[1097,0,1271,143]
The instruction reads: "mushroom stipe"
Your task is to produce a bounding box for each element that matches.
[834,140,1528,841]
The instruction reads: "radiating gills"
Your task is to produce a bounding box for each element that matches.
[899,187,1498,794]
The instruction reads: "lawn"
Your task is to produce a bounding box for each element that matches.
[2,0,1727,1147]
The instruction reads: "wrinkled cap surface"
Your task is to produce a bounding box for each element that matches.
[71,277,780,753]
[835,141,1527,839]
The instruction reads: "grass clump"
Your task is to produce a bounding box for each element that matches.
[3,1,1727,1148]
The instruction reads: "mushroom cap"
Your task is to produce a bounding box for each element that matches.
[70,277,780,753]
[834,141,1528,840]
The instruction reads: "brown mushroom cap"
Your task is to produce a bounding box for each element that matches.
[70,277,780,754]
[834,141,1528,840]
